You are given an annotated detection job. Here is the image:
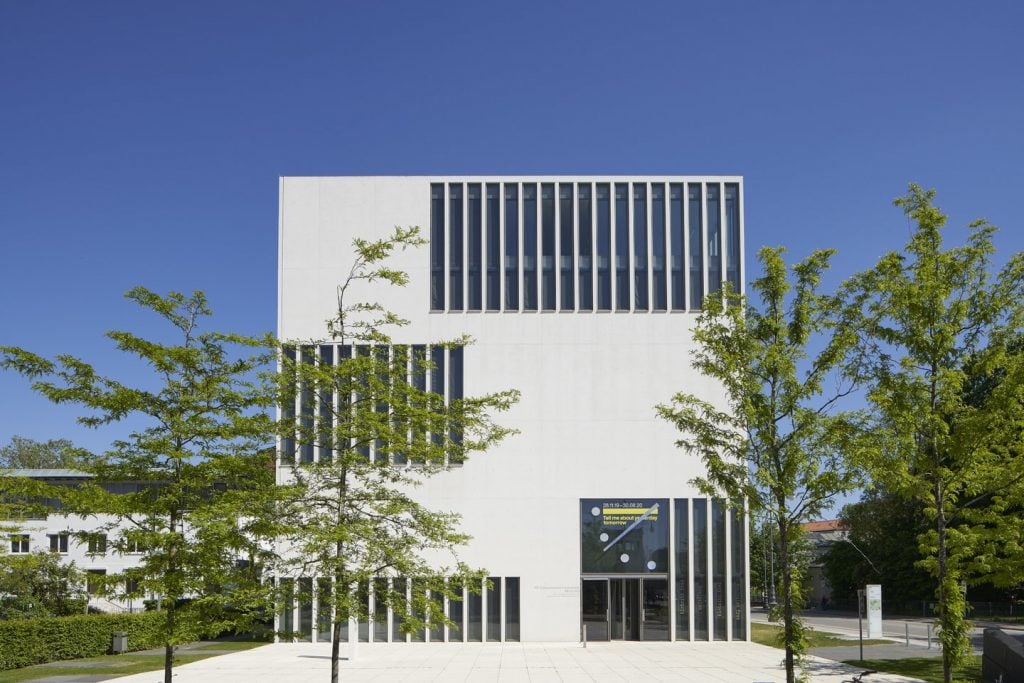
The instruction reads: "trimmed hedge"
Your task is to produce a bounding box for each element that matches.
[0,611,166,670]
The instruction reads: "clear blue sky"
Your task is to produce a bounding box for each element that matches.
[2,2,1022,512]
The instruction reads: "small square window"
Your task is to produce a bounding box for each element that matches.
[88,534,107,554]
[86,569,106,594]
[10,534,29,553]
[49,533,69,553]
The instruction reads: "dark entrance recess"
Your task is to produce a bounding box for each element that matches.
[580,577,670,641]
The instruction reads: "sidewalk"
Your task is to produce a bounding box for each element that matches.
[106,641,925,683]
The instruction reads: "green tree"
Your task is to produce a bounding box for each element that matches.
[276,227,518,683]
[821,490,932,607]
[658,248,865,683]
[0,550,87,618]
[0,436,84,469]
[1,288,279,683]
[843,184,1024,683]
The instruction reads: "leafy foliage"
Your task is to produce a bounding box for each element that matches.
[0,551,87,619]
[0,611,166,671]
[658,247,866,683]
[276,227,519,683]
[0,288,280,683]
[0,436,85,469]
[842,184,1024,683]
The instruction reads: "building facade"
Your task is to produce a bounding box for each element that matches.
[277,176,749,643]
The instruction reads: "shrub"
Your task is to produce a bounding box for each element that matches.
[0,611,165,670]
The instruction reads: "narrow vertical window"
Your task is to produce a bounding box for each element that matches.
[540,183,555,310]
[318,345,334,461]
[279,578,295,637]
[374,346,389,464]
[675,500,690,640]
[596,184,611,310]
[693,498,709,640]
[317,578,334,642]
[300,346,314,463]
[577,184,593,310]
[358,581,370,642]
[712,500,727,640]
[467,581,483,642]
[430,184,445,311]
[338,345,352,454]
[614,183,630,310]
[670,184,684,310]
[651,183,667,310]
[688,184,704,310]
[486,577,501,641]
[725,183,741,294]
[392,578,406,642]
[355,345,371,460]
[448,577,464,641]
[428,584,444,642]
[410,580,426,642]
[707,183,721,296]
[298,577,313,642]
[633,184,648,310]
[448,346,464,463]
[522,184,538,310]
[280,346,296,464]
[504,185,519,310]
[410,345,426,466]
[467,184,482,310]
[486,183,501,310]
[449,183,464,310]
[430,345,445,452]
[731,508,747,639]
[504,577,520,641]
[391,345,408,466]
[559,183,574,310]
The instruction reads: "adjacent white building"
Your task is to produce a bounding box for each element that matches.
[277,176,749,643]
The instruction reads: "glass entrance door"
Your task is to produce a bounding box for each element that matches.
[581,579,610,641]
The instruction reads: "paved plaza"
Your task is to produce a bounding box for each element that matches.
[105,641,923,683]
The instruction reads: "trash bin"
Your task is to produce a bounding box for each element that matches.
[112,632,128,653]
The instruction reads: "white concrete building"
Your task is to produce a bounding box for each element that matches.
[277,176,749,643]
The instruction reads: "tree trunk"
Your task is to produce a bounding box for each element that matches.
[936,481,952,683]
[330,615,341,683]
[779,519,795,683]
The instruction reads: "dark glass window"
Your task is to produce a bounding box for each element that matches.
[279,578,294,637]
[299,346,314,463]
[373,577,388,642]
[355,346,371,460]
[88,534,107,554]
[614,183,630,310]
[280,346,295,463]
[392,578,406,642]
[448,346,464,462]
[486,577,501,641]
[430,346,445,450]
[373,346,389,464]
[428,583,444,642]
[410,580,426,642]
[49,533,68,553]
[358,581,369,642]
[318,345,334,460]
[504,185,519,309]
[505,577,520,641]
[633,184,648,310]
[448,578,463,642]
[707,183,721,296]
[577,184,593,311]
[430,184,445,311]
[693,498,708,640]
[669,184,685,310]
[449,183,464,310]
[467,184,482,310]
[410,345,427,465]
[688,184,704,310]
[337,345,352,454]
[712,500,727,640]
[731,508,747,640]
[298,577,313,642]
[541,183,556,310]
[675,499,690,640]
[486,183,501,310]
[10,534,29,553]
[522,184,537,310]
[86,569,105,594]
[317,578,333,642]
[596,184,611,310]
[391,345,408,466]
[559,183,574,310]
[467,581,483,642]
[651,184,667,310]
[726,183,741,294]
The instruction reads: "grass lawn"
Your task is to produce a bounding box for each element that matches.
[0,641,268,682]
[842,656,982,683]
[751,622,890,648]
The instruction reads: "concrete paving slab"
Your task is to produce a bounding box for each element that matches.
[101,641,928,683]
